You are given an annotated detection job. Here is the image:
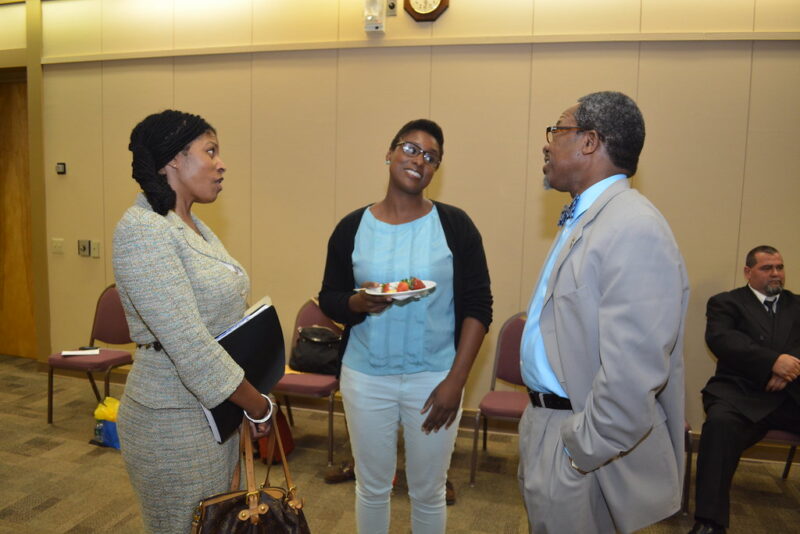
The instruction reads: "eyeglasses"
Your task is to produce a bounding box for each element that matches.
[394,141,441,166]
[545,126,582,144]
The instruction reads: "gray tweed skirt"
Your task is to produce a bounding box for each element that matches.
[118,394,239,534]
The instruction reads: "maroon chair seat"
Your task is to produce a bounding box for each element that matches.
[271,299,343,466]
[47,284,133,424]
[470,312,527,486]
[477,390,529,419]
[48,349,131,372]
[274,373,339,397]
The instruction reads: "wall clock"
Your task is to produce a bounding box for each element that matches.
[404,0,449,22]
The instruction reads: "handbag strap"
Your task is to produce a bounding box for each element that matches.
[237,419,269,524]
[263,412,303,508]
[230,421,245,491]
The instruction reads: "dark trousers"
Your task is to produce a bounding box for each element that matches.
[694,395,800,527]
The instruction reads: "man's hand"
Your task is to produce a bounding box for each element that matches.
[766,373,789,392]
[771,354,800,382]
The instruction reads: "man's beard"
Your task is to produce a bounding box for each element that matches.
[765,281,783,296]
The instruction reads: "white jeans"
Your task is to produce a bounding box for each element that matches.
[340,365,461,534]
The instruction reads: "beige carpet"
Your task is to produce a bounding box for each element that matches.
[0,354,797,533]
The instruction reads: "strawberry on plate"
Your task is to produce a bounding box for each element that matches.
[410,278,426,290]
[366,280,436,300]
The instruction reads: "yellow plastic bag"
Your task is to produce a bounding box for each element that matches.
[94,396,119,422]
[91,397,121,449]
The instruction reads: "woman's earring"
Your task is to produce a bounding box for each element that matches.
[385,160,390,165]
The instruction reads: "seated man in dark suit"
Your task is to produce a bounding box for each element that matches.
[691,245,800,534]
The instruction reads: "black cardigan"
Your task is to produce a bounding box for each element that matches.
[318,201,493,362]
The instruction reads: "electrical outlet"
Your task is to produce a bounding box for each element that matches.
[78,240,91,257]
[91,241,101,259]
[387,1,397,16]
[51,238,64,254]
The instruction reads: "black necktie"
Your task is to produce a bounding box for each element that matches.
[557,196,580,227]
[764,297,776,316]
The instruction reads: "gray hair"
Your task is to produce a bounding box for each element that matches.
[575,91,645,176]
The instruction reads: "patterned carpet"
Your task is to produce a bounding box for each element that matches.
[0,354,797,533]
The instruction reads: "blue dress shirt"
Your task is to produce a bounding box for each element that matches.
[521,174,628,396]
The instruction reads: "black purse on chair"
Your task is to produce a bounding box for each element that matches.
[191,418,311,533]
[288,326,341,376]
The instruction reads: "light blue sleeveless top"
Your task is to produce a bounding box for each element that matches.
[343,206,455,375]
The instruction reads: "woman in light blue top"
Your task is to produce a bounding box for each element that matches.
[319,119,492,533]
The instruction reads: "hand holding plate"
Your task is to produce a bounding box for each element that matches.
[349,282,393,314]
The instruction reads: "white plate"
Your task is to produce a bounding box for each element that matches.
[364,280,437,301]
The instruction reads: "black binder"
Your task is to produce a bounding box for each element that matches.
[202,298,285,443]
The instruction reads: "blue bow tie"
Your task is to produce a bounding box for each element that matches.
[557,196,580,227]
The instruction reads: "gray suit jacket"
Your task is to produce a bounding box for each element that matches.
[540,179,689,532]
[112,194,248,410]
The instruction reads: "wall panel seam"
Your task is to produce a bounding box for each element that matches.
[519,43,534,313]
[734,43,756,286]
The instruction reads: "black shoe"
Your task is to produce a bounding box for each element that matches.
[688,520,726,534]
[445,479,455,506]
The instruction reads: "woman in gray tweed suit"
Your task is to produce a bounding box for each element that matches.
[112,110,272,534]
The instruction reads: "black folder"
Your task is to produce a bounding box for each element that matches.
[202,298,285,443]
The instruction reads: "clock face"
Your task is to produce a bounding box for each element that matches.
[410,0,441,14]
[405,0,448,21]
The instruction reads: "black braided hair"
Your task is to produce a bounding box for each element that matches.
[128,110,215,216]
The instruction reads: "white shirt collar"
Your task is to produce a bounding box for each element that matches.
[748,285,779,304]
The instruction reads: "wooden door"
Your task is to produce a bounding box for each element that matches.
[0,70,37,359]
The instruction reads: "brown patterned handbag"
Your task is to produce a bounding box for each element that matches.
[191,417,311,533]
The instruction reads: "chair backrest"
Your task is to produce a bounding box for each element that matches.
[90,284,132,345]
[290,299,343,349]
[491,312,527,389]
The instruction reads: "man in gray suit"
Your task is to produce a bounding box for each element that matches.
[518,91,689,533]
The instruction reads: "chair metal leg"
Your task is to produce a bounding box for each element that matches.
[47,366,54,424]
[682,430,693,514]
[482,416,488,451]
[104,369,112,399]
[470,411,481,486]
[86,372,102,401]
[284,396,295,426]
[327,391,335,467]
[783,445,796,480]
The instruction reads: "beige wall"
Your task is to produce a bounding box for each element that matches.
[34,1,800,428]
[0,3,25,51]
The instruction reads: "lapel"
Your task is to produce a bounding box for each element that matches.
[134,193,240,269]
[165,211,239,268]
[544,179,631,302]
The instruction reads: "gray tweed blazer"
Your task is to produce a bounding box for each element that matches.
[112,194,248,410]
